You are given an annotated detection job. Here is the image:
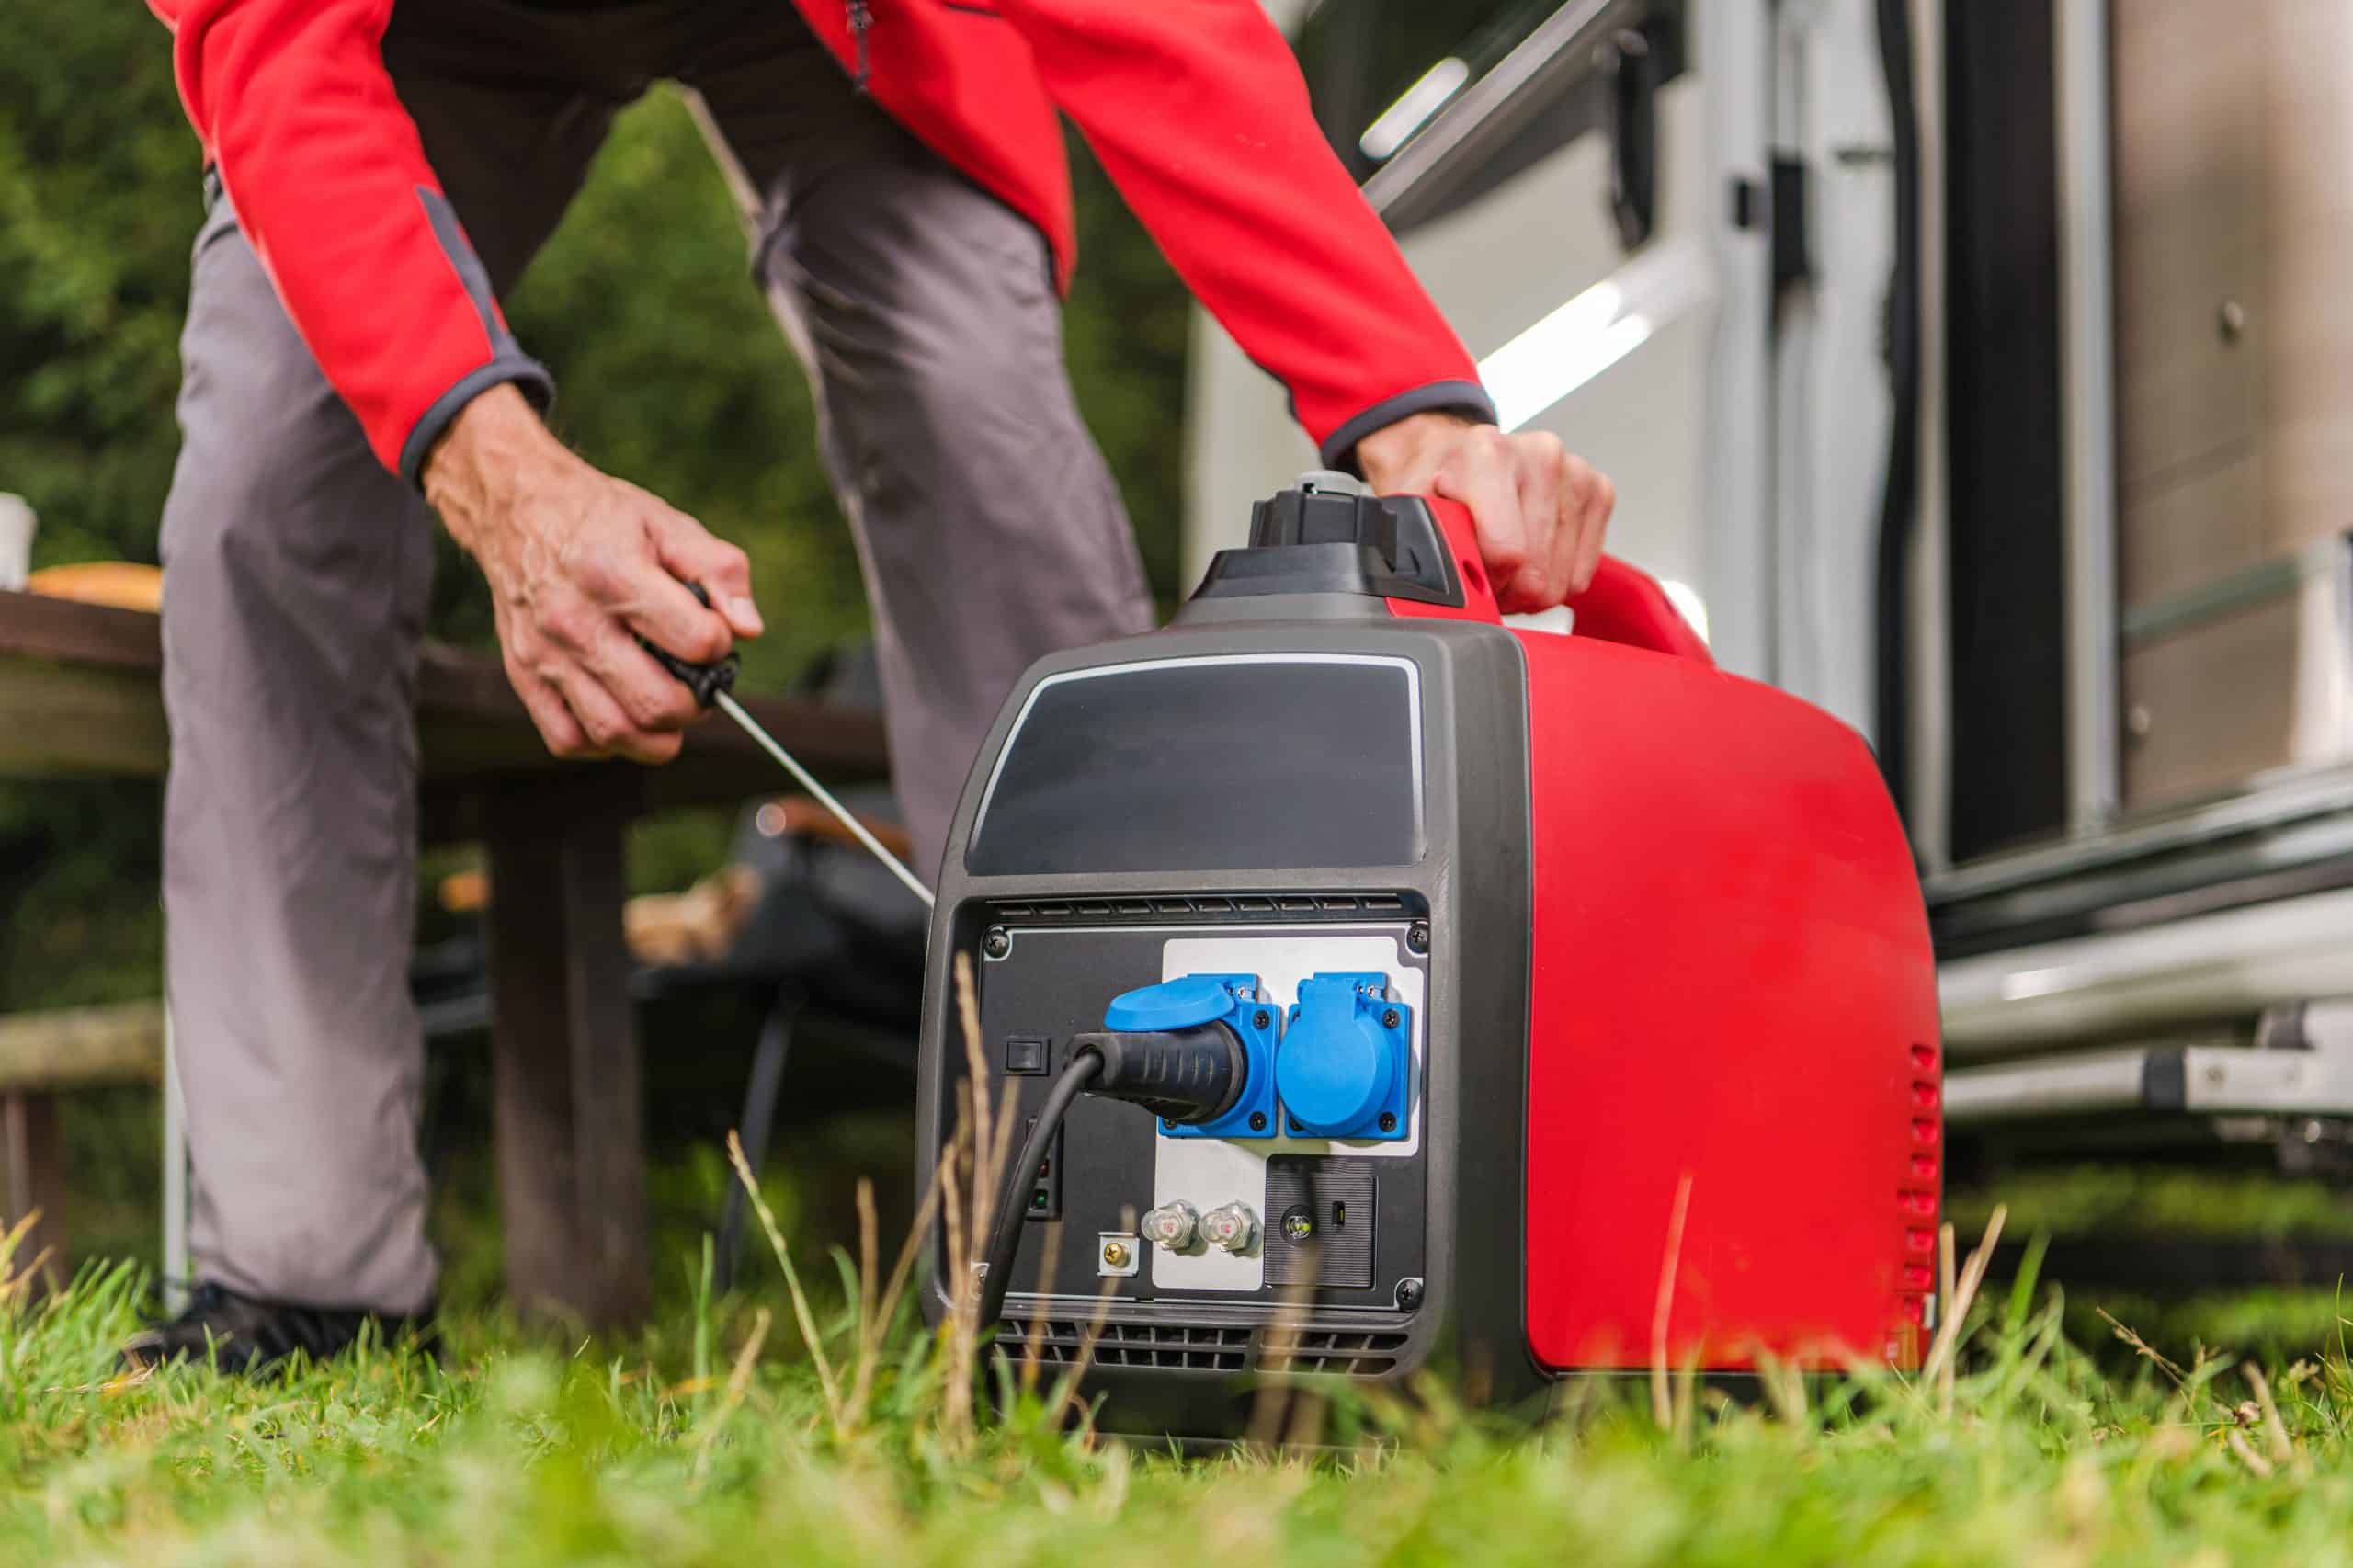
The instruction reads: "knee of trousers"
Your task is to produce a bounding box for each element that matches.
[165,231,435,697]
[822,316,1147,624]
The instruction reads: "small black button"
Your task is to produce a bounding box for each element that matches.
[1004,1035,1050,1075]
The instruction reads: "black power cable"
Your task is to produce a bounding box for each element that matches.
[972,1021,1250,1333]
[975,1048,1100,1332]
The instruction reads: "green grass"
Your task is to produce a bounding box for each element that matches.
[1949,1164,2353,1243]
[15,1187,2353,1565]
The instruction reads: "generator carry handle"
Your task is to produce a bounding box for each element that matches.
[1413,495,1714,666]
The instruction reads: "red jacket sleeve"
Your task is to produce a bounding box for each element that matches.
[150,0,550,483]
[990,0,1495,471]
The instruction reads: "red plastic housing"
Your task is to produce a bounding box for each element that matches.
[1392,500,1940,1370]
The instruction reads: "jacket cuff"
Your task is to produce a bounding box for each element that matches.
[397,357,556,489]
[1319,379,1499,475]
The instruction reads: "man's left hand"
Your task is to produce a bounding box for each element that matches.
[1356,412,1615,615]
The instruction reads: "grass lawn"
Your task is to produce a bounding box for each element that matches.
[12,1156,2353,1566]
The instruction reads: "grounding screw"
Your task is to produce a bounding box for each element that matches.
[1395,1278,1425,1310]
[1253,1009,1272,1030]
[1381,1009,1401,1029]
[1378,1113,1397,1132]
[1249,1112,1268,1131]
[1102,1240,1131,1269]
[1406,920,1430,954]
[983,927,1010,958]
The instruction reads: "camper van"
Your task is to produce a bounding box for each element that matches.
[1193,1,2353,1170]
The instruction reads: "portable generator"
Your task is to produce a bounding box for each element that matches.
[912,477,1941,1437]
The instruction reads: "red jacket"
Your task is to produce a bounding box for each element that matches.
[149,0,1495,485]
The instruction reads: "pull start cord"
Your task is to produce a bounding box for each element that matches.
[643,585,936,909]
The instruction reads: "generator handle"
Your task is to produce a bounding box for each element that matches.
[1566,556,1715,666]
[1416,497,1713,665]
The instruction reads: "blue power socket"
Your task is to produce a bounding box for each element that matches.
[1278,972,1412,1142]
[1108,972,1280,1140]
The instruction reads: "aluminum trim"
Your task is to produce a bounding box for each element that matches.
[1925,764,2353,907]
[1938,883,2353,1055]
[1943,1046,2152,1122]
[1361,0,1651,218]
[2055,0,2120,836]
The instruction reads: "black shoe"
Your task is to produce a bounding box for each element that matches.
[118,1282,438,1375]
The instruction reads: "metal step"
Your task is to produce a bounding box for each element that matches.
[1947,1000,2353,1126]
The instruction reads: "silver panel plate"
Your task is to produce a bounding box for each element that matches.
[1149,930,1426,1295]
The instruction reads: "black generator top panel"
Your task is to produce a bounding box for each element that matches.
[965,655,1423,878]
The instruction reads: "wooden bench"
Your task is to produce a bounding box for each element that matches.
[0,586,890,1325]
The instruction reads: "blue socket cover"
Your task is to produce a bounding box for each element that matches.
[1103,973,1238,1033]
[1109,974,1280,1140]
[1277,972,1412,1141]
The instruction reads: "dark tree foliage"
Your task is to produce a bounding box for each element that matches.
[0,11,1189,1008]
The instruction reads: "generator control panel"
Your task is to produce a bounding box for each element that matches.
[975,921,1430,1310]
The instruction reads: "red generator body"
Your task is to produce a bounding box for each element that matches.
[915,480,1941,1437]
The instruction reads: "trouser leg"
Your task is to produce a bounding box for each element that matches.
[685,17,1155,876]
[161,10,621,1313]
[162,202,444,1313]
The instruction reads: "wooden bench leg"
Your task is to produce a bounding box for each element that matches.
[2,1089,66,1290]
[485,777,650,1329]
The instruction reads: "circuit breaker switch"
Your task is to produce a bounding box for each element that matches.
[1142,1200,1201,1251]
[1200,1201,1259,1254]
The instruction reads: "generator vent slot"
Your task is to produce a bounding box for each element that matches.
[1262,1329,1411,1377]
[995,1318,1251,1371]
[990,892,1412,925]
[995,1320,1408,1377]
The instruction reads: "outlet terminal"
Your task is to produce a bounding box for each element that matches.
[1278,971,1413,1141]
[1156,972,1281,1141]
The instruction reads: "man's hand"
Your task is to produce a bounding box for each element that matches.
[1356,412,1615,615]
[424,384,763,764]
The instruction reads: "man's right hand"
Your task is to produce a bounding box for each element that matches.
[423,384,764,764]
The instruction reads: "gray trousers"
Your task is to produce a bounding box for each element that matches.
[160,0,1151,1313]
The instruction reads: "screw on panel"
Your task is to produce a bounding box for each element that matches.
[1395,1278,1424,1310]
[1253,1009,1272,1029]
[1102,1240,1131,1268]
[1163,1118,1178,1131]
[1378,1113,1397,1133]
[1287,1117,1304,1134]
[1381,1009,1401,1029]
[983,927,1010,958]
[1406,921,1430,953]
[1249,1112,1267,1131]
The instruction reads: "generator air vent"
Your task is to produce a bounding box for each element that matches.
[995,1320,1411,1377]
[996,1319,1251,1371]
[990,892,1411,925]
[1263,1329,1412,1376]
